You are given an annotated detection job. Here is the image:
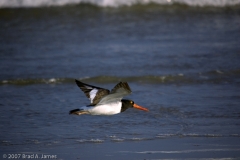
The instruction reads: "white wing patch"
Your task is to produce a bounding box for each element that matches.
[89,88,98,103]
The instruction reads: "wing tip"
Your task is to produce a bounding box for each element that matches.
[121,81,132,92]
[111,81,132,94]
[75,79,81,83]
[75,79,85,87]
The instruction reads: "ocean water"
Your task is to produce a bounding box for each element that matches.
[0,1,240,159]
[1,0,240,7]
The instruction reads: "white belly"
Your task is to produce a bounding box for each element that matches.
[87,102,122,115]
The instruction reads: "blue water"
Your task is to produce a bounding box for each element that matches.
[0,3,240,159]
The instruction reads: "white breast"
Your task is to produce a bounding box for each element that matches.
[87,101,122,115]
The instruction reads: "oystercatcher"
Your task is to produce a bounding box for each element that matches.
[69,80,149,115]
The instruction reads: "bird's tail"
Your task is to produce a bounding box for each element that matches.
[69,109,90,115]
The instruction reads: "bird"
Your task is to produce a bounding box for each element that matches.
[69,79,149,116]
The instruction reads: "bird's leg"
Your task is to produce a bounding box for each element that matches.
[77,111,90,115]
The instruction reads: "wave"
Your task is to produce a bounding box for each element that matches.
[0,75,204,85]
[73,133,240,144]
[76,138,104,143]
[0,0,240,8]
[129,148,240,154]
[0,76,184,85]
[76,134,240,144]
[155,133,239,138]
[0,69,239,85]
[3,134,239,146]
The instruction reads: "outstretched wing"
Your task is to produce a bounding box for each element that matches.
[75,79,110,105]
[110,81,132,94]
[97,82,132,105]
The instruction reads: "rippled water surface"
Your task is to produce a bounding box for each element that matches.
[0,2,240,159]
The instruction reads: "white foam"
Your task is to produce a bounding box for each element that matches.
[76,138,104,143]
[89,138,104,143]
[0,0,240,8]
[2,80,8,84]
[48,78,56,83]
[111,138,125,142]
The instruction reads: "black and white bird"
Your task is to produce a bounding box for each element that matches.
[69,80,149,116]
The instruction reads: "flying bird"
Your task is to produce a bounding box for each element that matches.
[69,80,149,115]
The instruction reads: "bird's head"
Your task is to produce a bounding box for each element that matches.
[121,99,149,113]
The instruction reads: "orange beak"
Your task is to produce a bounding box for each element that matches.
[133,103,149,112]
